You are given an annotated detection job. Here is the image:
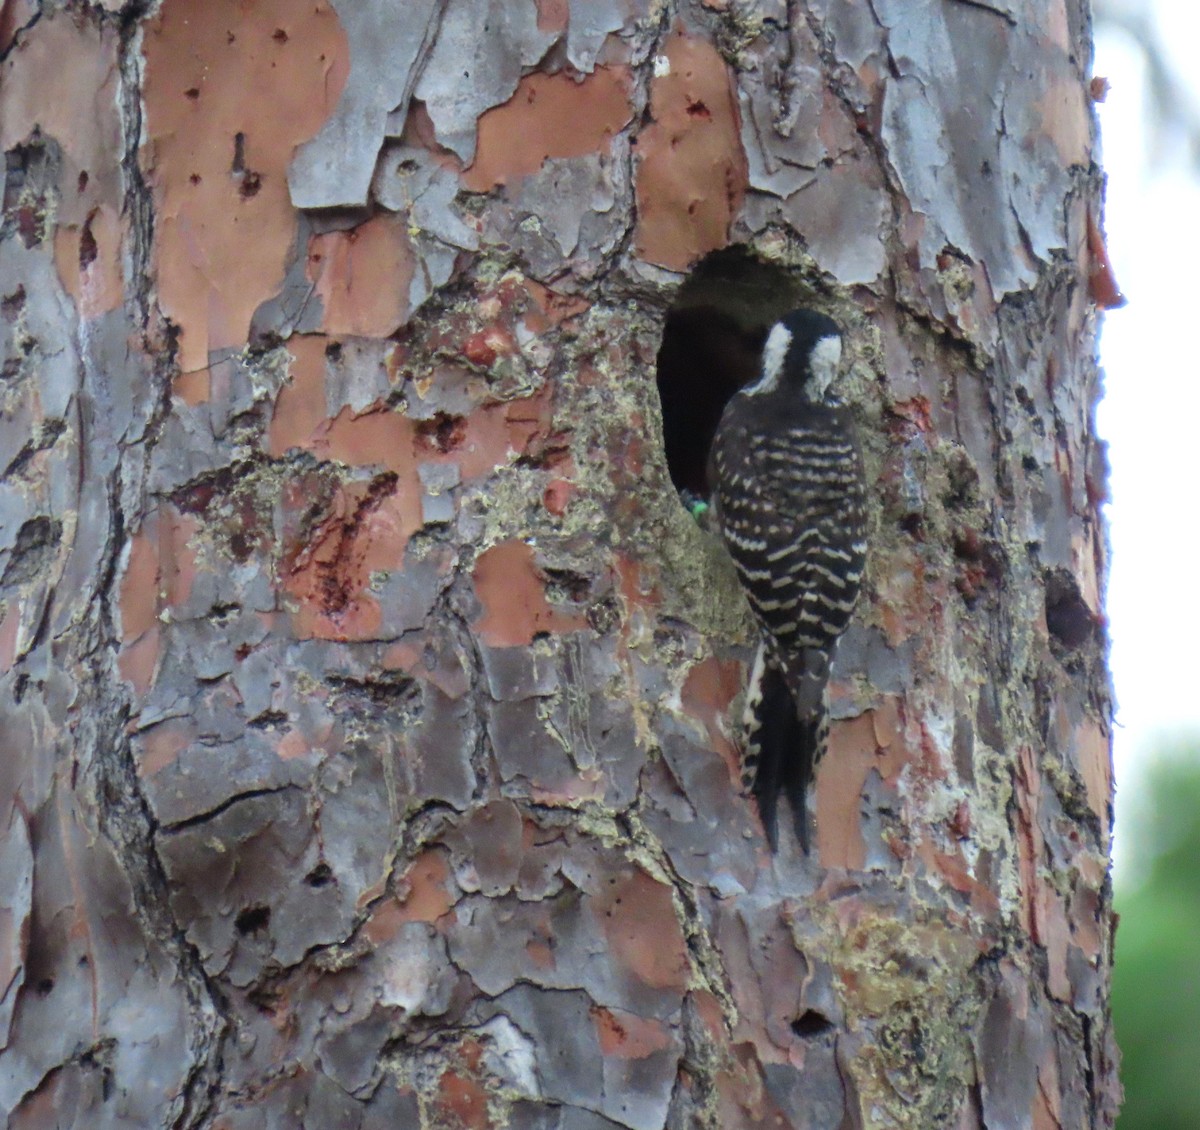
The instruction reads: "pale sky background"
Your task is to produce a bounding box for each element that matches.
[1093,5,1200,879]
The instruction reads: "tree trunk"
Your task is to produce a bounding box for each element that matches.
[0,2,1119,1128]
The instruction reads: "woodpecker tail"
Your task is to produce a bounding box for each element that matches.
[742,643,826,853]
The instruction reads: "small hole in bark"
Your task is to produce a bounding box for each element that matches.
[246,983,282,1016]
[792,1009,834,1038]
[944,449,979,509]
[79,212,98,270]
[305,863,334,888]
[273,27,288,42]
[36,978,54,996]
[235,905,271,935]
[654,247,806,498]
[247,708,288,729]
[239,171,262,199]
[185,87,200,100]
[1044,569,1094,650]
[3,516,63,586]
[586,597,620,635]
[543,567,591,602]
[2,285,26,319]
[416,412,466,453]
[325,341,343,361]
[77,170,89,193]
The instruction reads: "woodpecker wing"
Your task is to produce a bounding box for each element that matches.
[710,401,867,667]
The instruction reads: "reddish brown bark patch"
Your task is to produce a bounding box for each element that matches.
[520,278,591,333]
[135,720,192,780]
[281,476,408,641]
[541,474,574,517]
[594,869,690,993]
[592,1005,673,1057]
[117,627,160,696]
[914,839,1001,918]
[365,851,454,929]
[1085,209,1126,309]
[462,67,634,191]
[472,541,587,647]
[433,1056,491,1130]
[395,850,455,924]
[1074,717,1111,838]
[3,16,127,320]
[117,507,200,692]
[269,338,424,503]
[0,606,20,674]
[53,205,123,318]
[268,335,335,455]
[612,554,661,617]
[681,655,741,765]
[417,387,556,483]
[534,0,569,35]
[305,212,415,337]
[818,698,909,869]
[1036,78,1090,166]
[1,15,122,229]
[143,0,348,372]
[321,405,422,483]
[633,30,748,271]
[119,528,162,644]
[1014,743,1044,941]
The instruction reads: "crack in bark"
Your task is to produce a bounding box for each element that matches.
[156,784,301,835]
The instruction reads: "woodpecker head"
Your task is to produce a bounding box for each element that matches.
[747,309,843,402]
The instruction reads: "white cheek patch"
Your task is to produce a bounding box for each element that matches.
[807,334,842,400]
[749,323,793,395]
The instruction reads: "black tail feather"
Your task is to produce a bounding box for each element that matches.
[785,707,822,853]
[751,663,812,852]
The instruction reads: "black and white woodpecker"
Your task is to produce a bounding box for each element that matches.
[708,309,868,852]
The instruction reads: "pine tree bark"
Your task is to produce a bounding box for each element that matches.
[0,2,1119,1128]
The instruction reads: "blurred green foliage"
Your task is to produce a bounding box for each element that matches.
[1113,749,1200,1127]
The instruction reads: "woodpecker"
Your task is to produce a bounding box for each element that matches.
[708,309,867,852]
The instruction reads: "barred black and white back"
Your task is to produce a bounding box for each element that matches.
[708,309,867,851]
